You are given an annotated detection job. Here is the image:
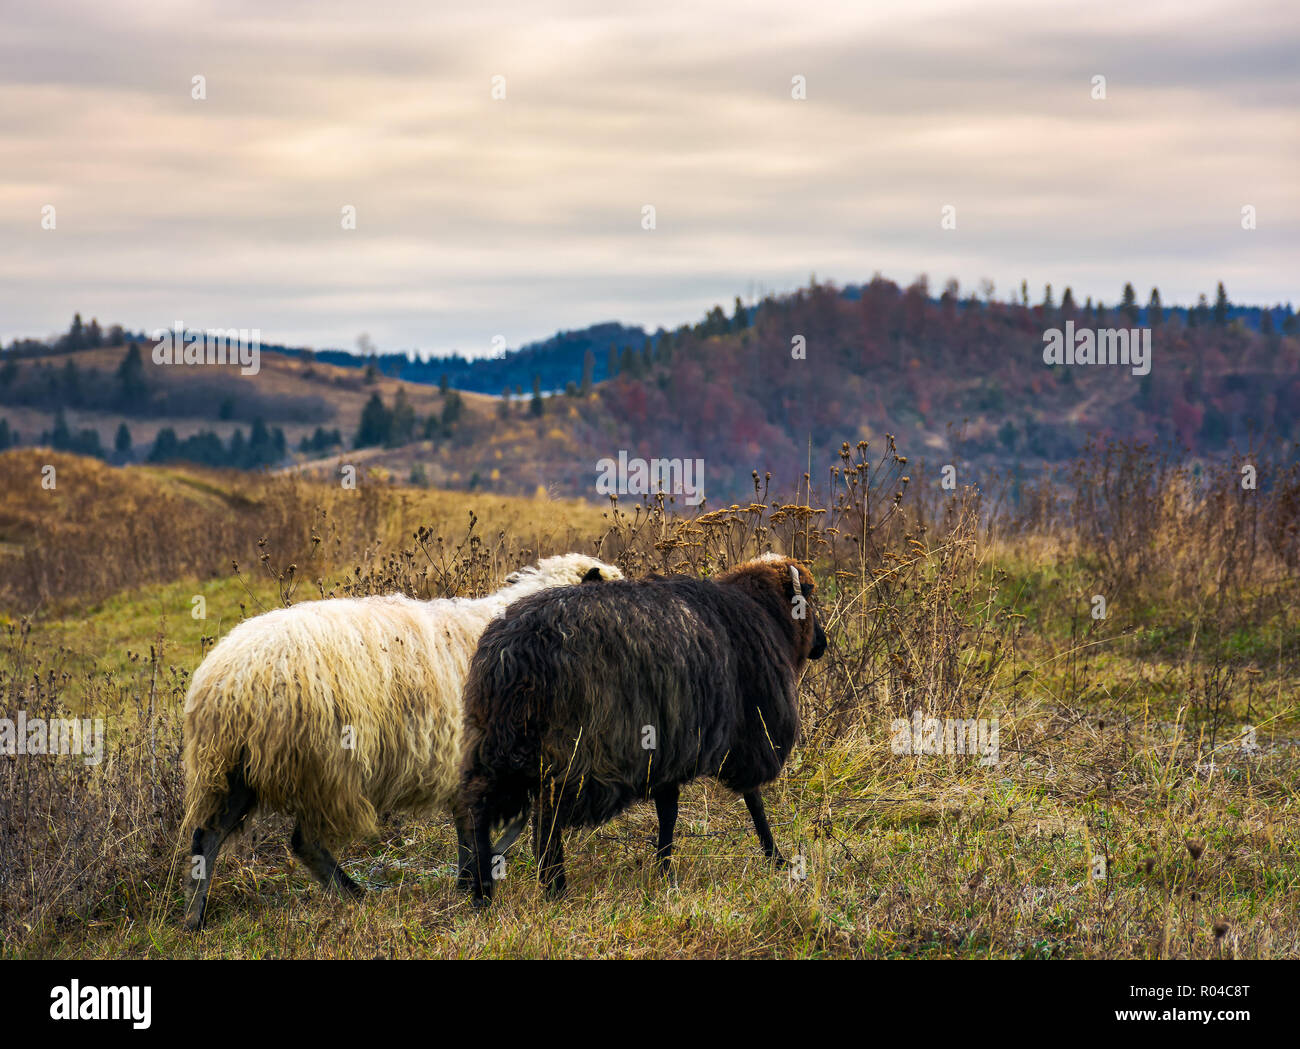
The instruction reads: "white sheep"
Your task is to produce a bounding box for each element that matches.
[181,553,621,929]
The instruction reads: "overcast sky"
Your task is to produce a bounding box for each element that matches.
[3,0,1297,356]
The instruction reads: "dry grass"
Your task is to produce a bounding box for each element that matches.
[0,449,606,614]
[0,438,1296,958]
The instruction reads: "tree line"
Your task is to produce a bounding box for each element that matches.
[0,409,290,469]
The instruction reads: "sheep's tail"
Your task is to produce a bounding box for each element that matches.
[183,664,228,830]
[182,660,380,846]
[182,723,241,835]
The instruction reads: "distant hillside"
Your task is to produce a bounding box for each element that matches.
[583,278,1300,497]
[3,278,1296,503]
[269,289,1297,401]
[0,333,490,470]
[277,321,658,394]
[273,278,1300,504]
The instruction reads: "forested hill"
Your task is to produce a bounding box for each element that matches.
[2,277,1296,503]
[585,278,1299,496]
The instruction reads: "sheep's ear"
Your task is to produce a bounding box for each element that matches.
[581,566,604,583]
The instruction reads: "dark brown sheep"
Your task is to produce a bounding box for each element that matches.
[456,553,826,906]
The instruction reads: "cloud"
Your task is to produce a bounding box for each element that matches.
[2,0,1296,352]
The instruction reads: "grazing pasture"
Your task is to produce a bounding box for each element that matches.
[1,440,1297,958]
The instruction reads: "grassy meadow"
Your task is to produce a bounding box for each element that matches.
[1,440,1297,959]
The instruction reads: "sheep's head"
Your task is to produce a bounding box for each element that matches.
[721,553,827,664]
[506,554,623,589]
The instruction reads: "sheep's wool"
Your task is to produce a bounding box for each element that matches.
[183,554,620,844]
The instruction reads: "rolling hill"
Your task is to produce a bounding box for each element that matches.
[2,276,1297,504]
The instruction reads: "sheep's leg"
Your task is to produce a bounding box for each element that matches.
[184,766,257,932]
[534,791,567,898]
[653,784,679,875]
[459,772,500,907]
[185,828,222,932]
[455,803,527,892]
[290,824,364,899]
[742,790,786,867]
[469,797,497,908]
[454,805,475,892]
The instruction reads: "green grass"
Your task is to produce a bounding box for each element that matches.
[3,523,1298,959]
[13,751,1297,959]
[8,574,283,700]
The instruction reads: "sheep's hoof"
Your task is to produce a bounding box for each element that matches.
[471,894,493,910]
[184,913,205,933]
